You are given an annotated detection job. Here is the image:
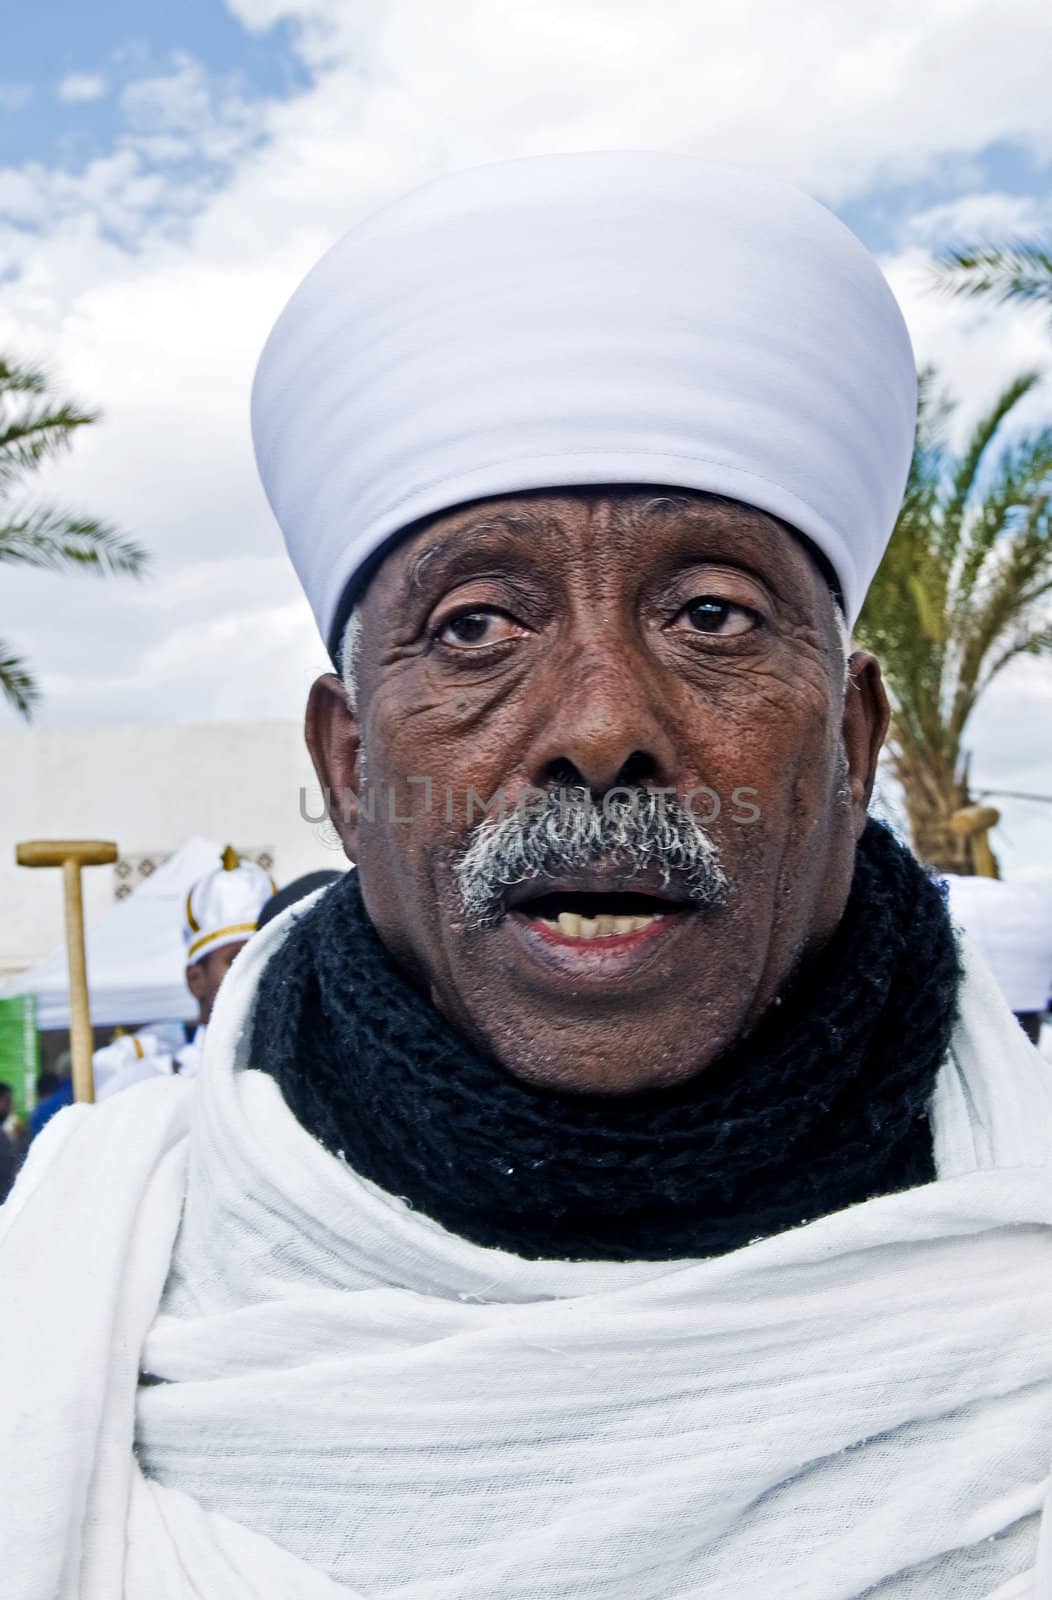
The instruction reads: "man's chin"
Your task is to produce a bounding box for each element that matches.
[477,1018,735,1098]
[436,910,759,1098]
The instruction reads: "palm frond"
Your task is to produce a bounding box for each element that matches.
[950,427,1052,629]
[939,372,1041,569]
[0,402,99,485]
[897,369,948,535]
[931,240,1052,309]
[0,354,148,718]
[946,487,1052,745]
[0,353,100,487]
[858,375,955,710]
[858,364,1052,867]
[973,620,1052,700]
[0,507,149,577]
[0,640,39,719]
[0,356,49,397]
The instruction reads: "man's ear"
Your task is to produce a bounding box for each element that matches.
[841,650,890,835]
[305,672,362,863]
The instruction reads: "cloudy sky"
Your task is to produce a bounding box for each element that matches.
[2,0,1052,876]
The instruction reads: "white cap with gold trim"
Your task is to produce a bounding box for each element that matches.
[183,845,275,965]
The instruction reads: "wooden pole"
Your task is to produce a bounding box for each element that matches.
[15,840,118,1104]
[62,855,95,1104]
[949,805,1002,879]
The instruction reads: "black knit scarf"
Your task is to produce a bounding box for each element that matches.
[250,820,960,1262]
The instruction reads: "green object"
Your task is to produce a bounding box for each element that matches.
[0,352,150,719]
[855,369,1052,875]
[0,994,40,1114]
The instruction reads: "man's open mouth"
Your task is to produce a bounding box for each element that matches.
[508,888,693,944]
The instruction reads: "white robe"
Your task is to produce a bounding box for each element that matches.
[173,1023,206,1080]
[2,902,1052,1600]
[94,1023,194,1101]
[94,1024,204,1101]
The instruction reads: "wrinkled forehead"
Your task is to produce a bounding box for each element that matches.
[353,487,842,638]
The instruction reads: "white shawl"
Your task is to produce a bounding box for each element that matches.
[3,906,1052,1600]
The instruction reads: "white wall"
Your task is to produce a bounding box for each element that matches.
[0,720,340,974]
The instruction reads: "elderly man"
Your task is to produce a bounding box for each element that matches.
[3,155,1051,1599]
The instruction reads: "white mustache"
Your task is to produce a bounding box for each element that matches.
[454,787,727,929]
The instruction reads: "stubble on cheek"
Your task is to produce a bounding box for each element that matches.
[705,676,849,1018]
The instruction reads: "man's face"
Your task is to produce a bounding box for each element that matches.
[185,940,248,1024]
[308,490,888,1094]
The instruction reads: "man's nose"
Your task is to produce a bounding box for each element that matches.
[526,644,678,796]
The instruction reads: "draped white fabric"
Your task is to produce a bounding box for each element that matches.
[3,905,1052,1599]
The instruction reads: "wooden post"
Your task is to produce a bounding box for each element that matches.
[948,805,1001,879]
[15,840,118,1103]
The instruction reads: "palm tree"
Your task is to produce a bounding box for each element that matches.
[933,241,1052,319]
[854,370,1052,874]
[1,355,148,717]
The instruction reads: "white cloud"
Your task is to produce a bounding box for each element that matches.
[218,0,1052,201]
[2,0,1052,867]
[56,72,109,104]
[120,53,257,154]
[907,191,1046,246]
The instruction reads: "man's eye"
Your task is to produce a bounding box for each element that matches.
[437,609,524,648]
[677,596,757,637]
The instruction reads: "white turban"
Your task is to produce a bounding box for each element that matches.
[183,847,275,966]
[252,152,916,653]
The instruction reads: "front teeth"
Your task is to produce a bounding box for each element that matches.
[550,911,660,939]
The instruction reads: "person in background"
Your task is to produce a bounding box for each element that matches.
[26,1062,72,1144]
[96,846,275,1098]
[944,873,1052,1046]
[0,1078,26,1149]
[93,1022,193,1101]
[0,1083,16,1203]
